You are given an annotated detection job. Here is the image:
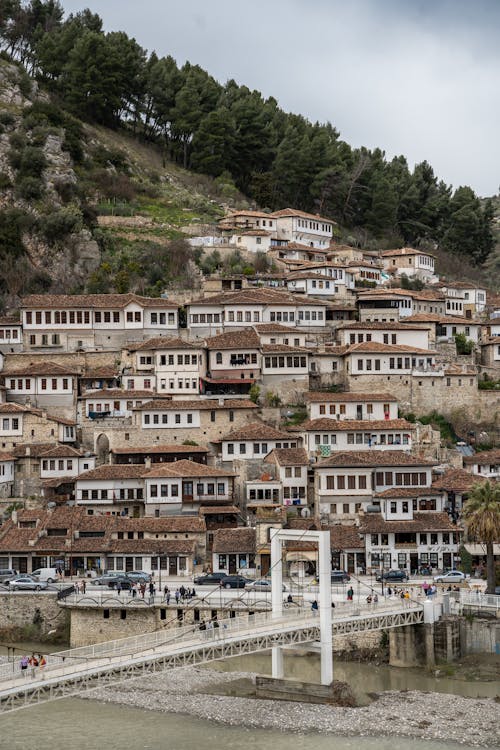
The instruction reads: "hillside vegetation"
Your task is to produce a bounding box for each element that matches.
[0,1,498,305]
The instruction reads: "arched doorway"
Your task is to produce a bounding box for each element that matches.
[95,433,110,464]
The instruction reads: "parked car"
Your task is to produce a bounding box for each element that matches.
[107,576,134,591]
[245,578,287,592]
[193,572,228,586]
[313,570,351,585]
[375,570,409,583]
[220,575,252,589]
[8,575,48,591]
[94,573,123,586]
[0,569,18,583]
[434,570,466,584]
[126,571,151,583]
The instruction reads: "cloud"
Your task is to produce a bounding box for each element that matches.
[59,0,500,195]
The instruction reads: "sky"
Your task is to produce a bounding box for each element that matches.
[59,0,500,197]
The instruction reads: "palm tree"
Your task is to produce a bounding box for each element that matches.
[461,481,500,594]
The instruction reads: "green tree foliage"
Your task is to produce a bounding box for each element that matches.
[0,0,495,267]
[462,481,500,594]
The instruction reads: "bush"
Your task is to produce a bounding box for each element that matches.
[249,383,261,404]
[454,333,474,355]
[19,147,46,179]
[0,172,12,189]
[40,208,82,244]
[15,176,44,200]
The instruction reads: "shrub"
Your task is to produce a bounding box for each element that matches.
[265,392,282,407]
[0,172,12,189]
[249,383,261,404]
[40,208,82,244]
[15,176,44,200]
[454,333,474,355]
[19,147,46,179]
[17,69,32,98]
[9,132,26,150]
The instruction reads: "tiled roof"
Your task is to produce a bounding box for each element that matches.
[287,271,338,281]
[330,525,364,550]
[143,459,235,478]
[375,487,441,498]
[189,288,326,307]
[463,449,500,465]
[39,445,91,459]
[261,344,309,353]
[357,288,445,302]
[238,229,272,236]
[345,341,436,355]
[0,452,15,461]
[127,337,202,351]
[222,421,295,441]
[0,402,76,424]
[224,210,272,219]
[337,321,428,331]
[12,443,58,458]
[381,247,435,259]
[199,506,239,515]
[21,293,178,309]
[115,517,206,532]
[80,389,159,399]
[253,323,301,334]
[205,330,260,349]
[76,465,146,481]
[301,417,412,431]
[3,362,78,376]
[134,399,257,411]
[317,451,436,468]
[403,314,480,325]
[305,392,397,403]
[264,448,309,466]
[359,512,458,534]
[431,468,484,492]
[270,208,335,224]
[82,366,119,379]
[212,527,256,553]
[0,316,20,325]
[110,444,208,455]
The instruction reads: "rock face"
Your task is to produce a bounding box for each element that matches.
[0,60,101,293]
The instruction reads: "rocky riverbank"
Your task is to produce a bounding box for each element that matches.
[86,665,500,747]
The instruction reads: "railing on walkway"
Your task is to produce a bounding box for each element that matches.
[458,591,500,612]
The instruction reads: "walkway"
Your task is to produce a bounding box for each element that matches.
[0,600,423,713]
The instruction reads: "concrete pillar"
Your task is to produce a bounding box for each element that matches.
[318,530,333,686]
[425,623,436,668]
[271,646,284,678]
[270,529,282,620]
[389,626,419,667]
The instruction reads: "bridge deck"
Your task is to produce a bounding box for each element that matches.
[0,602,423,713]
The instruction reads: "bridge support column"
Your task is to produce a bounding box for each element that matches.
[271,646,284,679]
[389,625,425,667]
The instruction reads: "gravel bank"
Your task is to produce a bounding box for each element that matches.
[86,666,499,747]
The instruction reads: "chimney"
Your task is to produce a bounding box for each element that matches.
[145,456,152,470]
[25,446,30,457]
[11,510,18,524]
[218,397,224,407]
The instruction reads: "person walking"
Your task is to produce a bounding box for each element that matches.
[175,588,180,604]
[149,581,155,597]
[213,617,220,638]
[20,655,28,674]
[311,599,318,616]
[81,579,86,594]
[116,580,122,595]
[347,586,354,602]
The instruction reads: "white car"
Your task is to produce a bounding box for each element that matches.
[434,570,466,584]
[245,578,287,592]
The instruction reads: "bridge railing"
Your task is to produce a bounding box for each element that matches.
[458,592,499,611]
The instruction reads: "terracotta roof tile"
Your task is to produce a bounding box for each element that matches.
[359,512,459,534]
[345,341,436,355]
[81,389,159,399]
[375,487,441,498]
[222,421,296,441]
[381,247,435,259]
[253,323,301,334]
[3,362,79,376]
[133,399,257,411]
[463,449,500,465]
[431,468,483,492]
[110,444,208,455]
[143,459,235,478]
[199,506,239,515]
[264,448,309,466]
[270,208,336,224]
[330,525,364,550]
[317,451,436,468]
[76,465,146,481]
[212,527,256,553]
[127,336,202,351]
[205,330,260,349]
[21,293,178,309]
[189,288,326,307]
[301,417,412,431]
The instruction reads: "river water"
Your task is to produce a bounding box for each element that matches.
[0,699,482,750]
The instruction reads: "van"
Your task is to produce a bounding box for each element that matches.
[0,569,17,583]
[31,567,58,583]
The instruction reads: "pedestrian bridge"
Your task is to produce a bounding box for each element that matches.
[0,600,423,714]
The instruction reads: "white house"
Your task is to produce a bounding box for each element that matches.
[301,417,413,456]
[129,336,206,396]
[402,315,481,344]
[314,450,437,521]
[380,248,437,282]
[357,289,446,321]
[143,460,236,516]
[2,362,78,415]
[305,392,399,422]
[271,208,335,248]
[21,293,179,351]
[0,316,23,352]
[337,321,430,350]
[263,447,309,508]
[0,451,15,497]
[463,450,500,480]
[440,282,487,316]
[39,445,95,479]
[75,464,146,515]
[204,329,260,395]
[344,342,439,377]
[253,323,307,347]
[220,422,300,461]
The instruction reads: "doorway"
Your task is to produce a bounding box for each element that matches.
[169,557,177,576]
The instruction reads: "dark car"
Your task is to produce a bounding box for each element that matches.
[375,570,409,583]
[107,575,134,590]
[94,572,123,586]
[330,570,350,583]
[220,575,251,589]
[193,572,228,586]
[126,571,151,583]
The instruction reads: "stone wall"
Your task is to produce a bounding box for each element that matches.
[0,592,68,636]
[3,350,119,371]
[460,617,500,655]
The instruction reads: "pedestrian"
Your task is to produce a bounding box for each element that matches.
[81,579,86,594]
[29,653,38,679]
[74,580,80,595]
[140,583,146,598]
[366,594,372,604]
[311,599,318,616]
[347,586,354,602]
[191,587,196,598]
[213,618,220,638]
[373,593,378,605]
[149,581,155,597]
[163,585,169,598]
[20,655,28,673]
[116,581,122,594]
[287,593,293,603]
[166,590,171,605]
[175,588,180,604]
[179,585,186,600]
[206,620,213,639]
[199,620,206,637]
[132,585,137,599]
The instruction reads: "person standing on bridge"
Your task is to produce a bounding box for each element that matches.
[347,586,354,602]
[311,600,318,616]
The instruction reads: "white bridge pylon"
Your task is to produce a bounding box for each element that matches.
[270,528,333,685]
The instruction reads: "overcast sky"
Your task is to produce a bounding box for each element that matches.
[59,0,499,197]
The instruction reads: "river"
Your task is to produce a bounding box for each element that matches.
[0,699,484,750]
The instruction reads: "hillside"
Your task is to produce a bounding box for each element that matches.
[0,0,498,304]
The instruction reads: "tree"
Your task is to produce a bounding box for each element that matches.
[461,481,500,594]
